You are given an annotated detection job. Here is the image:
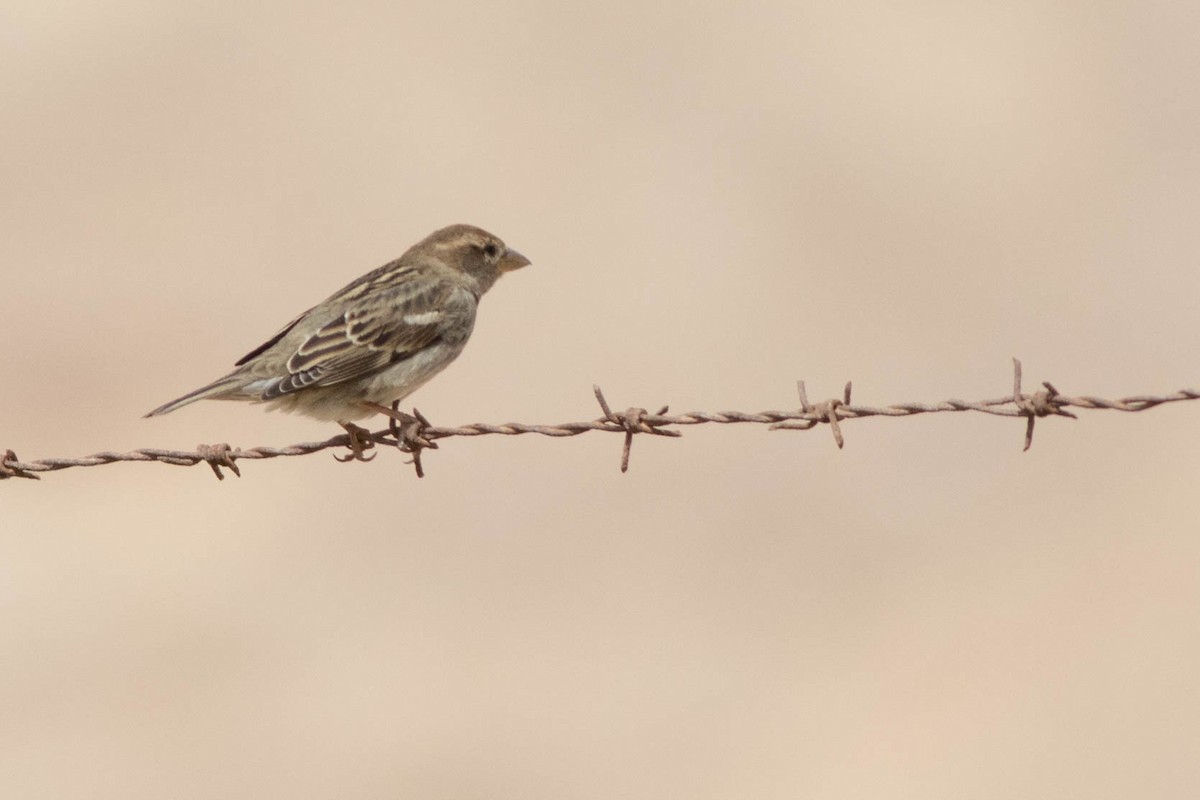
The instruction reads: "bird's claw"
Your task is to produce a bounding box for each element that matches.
[336,423,377,462]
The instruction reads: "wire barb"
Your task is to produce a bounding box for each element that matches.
[0,449,40,480]
[391,404,438,479]
[593,385,679,473]
[195,443,242,480]
[769,380,853,448]
[1010,358,1079,451]
[2,361,1196,482]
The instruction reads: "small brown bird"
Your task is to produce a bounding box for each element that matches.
[146,224,530,445]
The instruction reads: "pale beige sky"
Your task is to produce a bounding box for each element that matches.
[2,2,1199,798]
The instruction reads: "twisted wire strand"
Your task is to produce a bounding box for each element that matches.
[3,360,1197,481]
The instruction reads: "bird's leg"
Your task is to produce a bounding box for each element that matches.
[335,422,377,462]
[363,400,419,430]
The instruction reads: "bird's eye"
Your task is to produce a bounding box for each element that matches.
[482,242,499,259]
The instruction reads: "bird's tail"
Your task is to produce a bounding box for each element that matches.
[144,374,247,418]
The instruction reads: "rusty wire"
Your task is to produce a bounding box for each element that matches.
[2,360,1196,482]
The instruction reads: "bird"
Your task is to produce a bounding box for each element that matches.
[146,223,530,456]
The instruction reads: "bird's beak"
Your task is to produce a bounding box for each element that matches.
[500,248,531,272]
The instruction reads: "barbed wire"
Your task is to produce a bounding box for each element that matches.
[2,360,1197,482]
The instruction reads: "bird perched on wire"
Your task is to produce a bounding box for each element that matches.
[146,223,530,456]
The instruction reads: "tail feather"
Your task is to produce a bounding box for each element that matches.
[144,374,247,417]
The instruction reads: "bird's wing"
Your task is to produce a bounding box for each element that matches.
[234,259,429,368]
[256,270,474,400]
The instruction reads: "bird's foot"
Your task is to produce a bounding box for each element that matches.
[363,401,438,477]
[335,422,377,462]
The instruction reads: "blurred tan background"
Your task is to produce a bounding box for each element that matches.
[2,1,1199,797]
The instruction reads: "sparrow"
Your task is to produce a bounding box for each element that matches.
[146,224,530,447]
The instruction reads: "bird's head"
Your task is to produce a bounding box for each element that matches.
[414,224,530,293]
